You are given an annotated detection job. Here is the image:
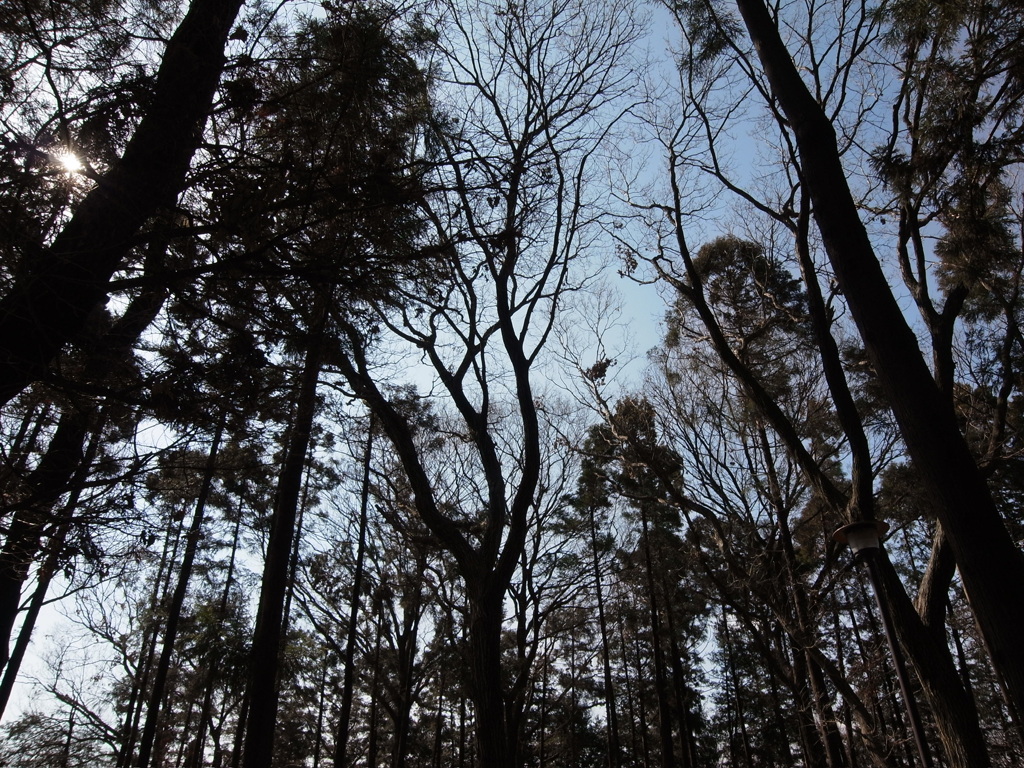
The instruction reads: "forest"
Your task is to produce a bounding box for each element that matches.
[0,0,1023,766]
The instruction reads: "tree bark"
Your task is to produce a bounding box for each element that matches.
[465,578,514,768]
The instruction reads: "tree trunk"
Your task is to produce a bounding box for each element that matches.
[639,511,676,768]
[658,568,698,768]
[875,552,991,767]
[390,554,425,768]
[117,517,179,768]
[333,424,373,768]
[187,509,243,768]
[465,580,514,768]
[135,414,225,768]
[588,504,622,768]
[242,311,325,768]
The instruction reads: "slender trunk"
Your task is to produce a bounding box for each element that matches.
[187,510,243,768]
[588,504,621,768]
[640,511,676,768]
[173,700,197,768]
[721,608,753,768]
[622,620,650,768]
[538,655,548,768]
[186,672,219,768]
[136,414,225,768]
[458,675,468,768]
[762,422,846,768]
[789,634,830,768]
[807,653,848,768]
[390,558,424,768]
[229,689,250,768]
[431,665,446,768]
[61,711,76,768]
[832,607,858,768]
[333,424,374,768]
[367,620,384,768]
[117,507,181,768]
[242,311,325,768]
[658,568,697,768]
[312,657,327,768]
[768,667,796,767]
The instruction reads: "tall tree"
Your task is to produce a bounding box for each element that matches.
[332,0,642,760]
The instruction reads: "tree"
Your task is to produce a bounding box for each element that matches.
[330,0,642,762]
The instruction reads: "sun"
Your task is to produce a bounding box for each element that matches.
[53,150,84,173]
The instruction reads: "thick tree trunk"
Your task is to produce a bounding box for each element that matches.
[465,581,514,768]
[0,0,243,407]
[734,0,1024,718]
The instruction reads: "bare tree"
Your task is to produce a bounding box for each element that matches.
[332,0,642,762]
